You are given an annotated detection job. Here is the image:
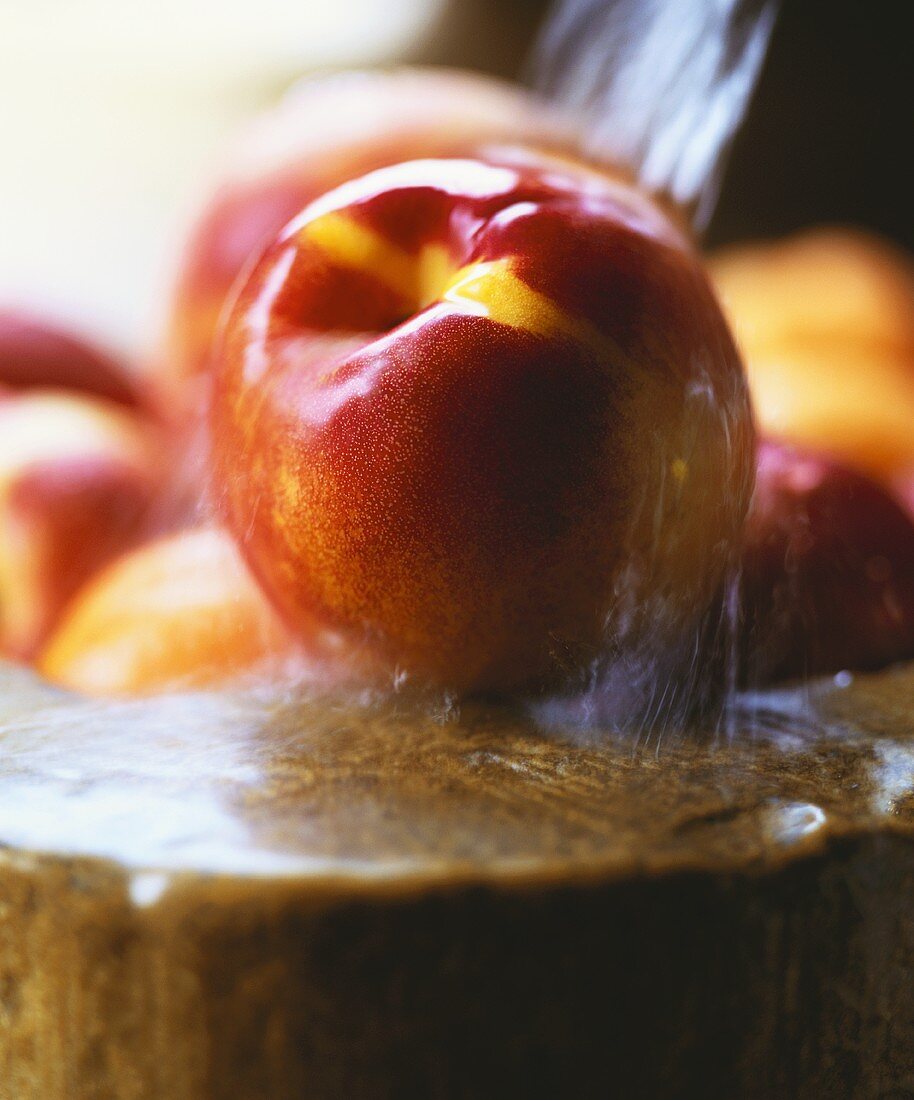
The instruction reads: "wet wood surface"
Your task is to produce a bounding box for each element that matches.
[2,662,914,1097]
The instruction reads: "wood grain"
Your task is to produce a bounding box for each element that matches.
[2,662,914,1097]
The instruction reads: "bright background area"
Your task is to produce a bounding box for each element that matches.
[0,0,909,358]
[0,0,545,356]
[0,0,444,351]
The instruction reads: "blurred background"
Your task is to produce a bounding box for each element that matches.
[0,0,910,353]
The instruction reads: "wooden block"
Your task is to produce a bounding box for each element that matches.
[2,663,913,1097]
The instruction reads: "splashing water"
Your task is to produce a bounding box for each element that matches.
[523,0,780,736]
[530,0,779,228]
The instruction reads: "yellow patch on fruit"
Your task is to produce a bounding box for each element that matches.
[442,260,617,359]
[745,343,914,482]
[300,212,450,309]
[301,216,629,367]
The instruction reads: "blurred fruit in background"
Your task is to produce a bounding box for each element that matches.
[712,229,914,494]
[39,526,294,696]
[0,310,150,408]
[740,441,914,683]
[714,228,914,681]
[0,314,161,658]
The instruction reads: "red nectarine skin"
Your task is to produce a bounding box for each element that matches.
[0,309,147,408]
[212,156,753,693]
[741,441,914,683]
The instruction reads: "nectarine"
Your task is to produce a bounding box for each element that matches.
[39,526,293,696]
[740,440,914,683]
[0,389,157,658]
[0,308,147,408]
[711,229,914,485]
[211,154,754,693]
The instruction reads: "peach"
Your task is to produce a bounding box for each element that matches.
[211,154,754,693]
[740,440,914,683]
[711,228,914,485]
[0,388,158,658]
[166,68,574,385]
[39,526,294,696]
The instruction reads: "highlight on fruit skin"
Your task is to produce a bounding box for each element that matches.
[38,527,295,697]
[740,440,914,685]
[898,470,914,521]
[211,152,754,696]
[711,228,914,487]
[0,388,158,659]
[167,67,574,385]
